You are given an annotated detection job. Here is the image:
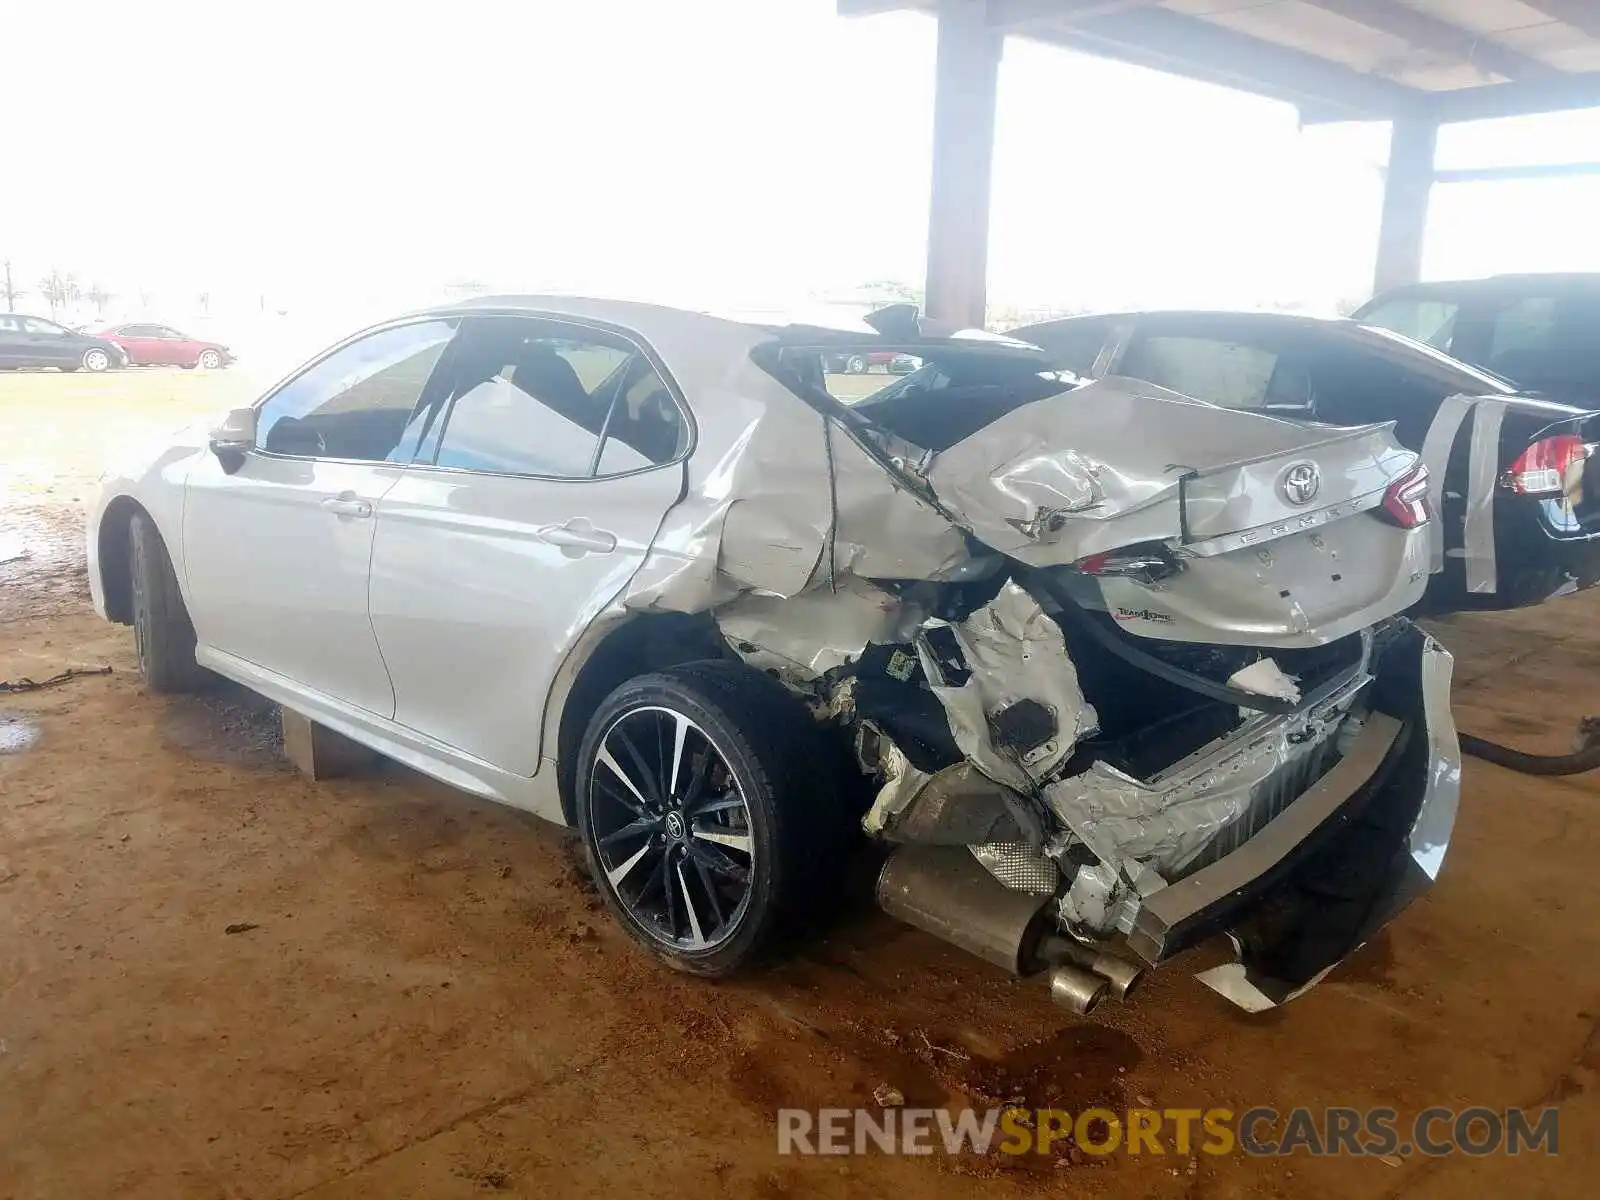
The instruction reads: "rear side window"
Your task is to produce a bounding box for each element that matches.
[1119,335,1279,409]
[1018,319,1112,375]
[428,316,687,479]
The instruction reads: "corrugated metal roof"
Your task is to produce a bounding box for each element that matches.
[844,1,1600,122]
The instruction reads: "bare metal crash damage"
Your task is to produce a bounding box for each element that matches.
[613,347,1460,1015]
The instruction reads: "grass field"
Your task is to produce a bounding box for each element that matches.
[0,368,250,506]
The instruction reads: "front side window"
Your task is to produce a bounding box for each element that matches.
[1119,335,1279,409]
[428,316,686,479]
[0,316,21,333]
[256,319,457,461]
[22,318,68,336]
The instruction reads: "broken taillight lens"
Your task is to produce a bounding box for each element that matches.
[1504,434,1589,496]
[1378,462,1430,528]
[1075,543,1180,584]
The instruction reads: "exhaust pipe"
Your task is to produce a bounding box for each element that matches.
[1048,964,1109,1015]
[1041,935,1146,1002]
[876,846,1053,975]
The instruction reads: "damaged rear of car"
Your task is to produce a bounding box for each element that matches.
[600,320,1458,1014]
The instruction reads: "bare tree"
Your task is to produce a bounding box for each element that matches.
[197,290,211,315]
[36,268,80,319]
[84,283,114,318]
[2,259,20,311]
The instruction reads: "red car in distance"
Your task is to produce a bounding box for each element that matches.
[95,323,234,369]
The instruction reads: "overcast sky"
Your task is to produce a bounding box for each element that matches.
[6,0,1600,320]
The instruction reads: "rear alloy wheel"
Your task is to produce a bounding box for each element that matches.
[82,348,110,372]
[845,353,869,375]
[198,349,222,369]
[576,661,850,976]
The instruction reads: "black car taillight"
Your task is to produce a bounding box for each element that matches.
[1378,462,1430,528]
[1503,433,1589,496]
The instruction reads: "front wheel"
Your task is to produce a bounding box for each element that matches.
[198,349,222,369]
[576,661,850,976]
[82,348,110,372]
[129,512,209,693]
[845,353,869,375]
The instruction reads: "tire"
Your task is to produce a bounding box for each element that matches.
[845,353,869,375]
[198,349,222,369]
[82,347,110,372]
[575,660,851,977]
[180,363,196,370]
[129,512,208,693]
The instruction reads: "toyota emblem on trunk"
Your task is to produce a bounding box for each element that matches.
[1280,461,1321,505]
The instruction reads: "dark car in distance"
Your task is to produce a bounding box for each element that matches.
[1002,310,1600,614]
[1353,273,1600,405]
[93,323,234,369]
[0,314,128,372]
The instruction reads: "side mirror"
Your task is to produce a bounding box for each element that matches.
[209,407,257,473]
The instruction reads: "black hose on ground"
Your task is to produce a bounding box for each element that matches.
[1459,717,1600,776]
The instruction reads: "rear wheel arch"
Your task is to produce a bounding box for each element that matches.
[554,611,732,826]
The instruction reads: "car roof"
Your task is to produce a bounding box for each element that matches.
[1363,274,1600,302]
[424,294,1053,363]
[1011,308,1516,394]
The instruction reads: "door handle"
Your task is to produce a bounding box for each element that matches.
[536,519,617,554]
[320,494,373,518]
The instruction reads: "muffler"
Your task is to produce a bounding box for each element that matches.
[877,847,1148,1011]
[876,846,1054,975]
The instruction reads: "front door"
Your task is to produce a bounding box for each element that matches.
[182,317,459,715]
[367,313,689,774]
[19,317,79,367]
[115,325,163,365]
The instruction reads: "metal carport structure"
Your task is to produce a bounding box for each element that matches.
[842,1,1600,325]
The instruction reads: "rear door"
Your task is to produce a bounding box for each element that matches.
[0,315,23,365]
[153,326,195,365]
[367,313,689,776]
[182,317,459,715]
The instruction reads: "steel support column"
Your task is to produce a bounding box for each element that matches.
[1373,117,1438,294]
[925,0,1002,327]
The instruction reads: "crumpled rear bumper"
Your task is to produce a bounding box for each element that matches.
[1125,623,1460,1011]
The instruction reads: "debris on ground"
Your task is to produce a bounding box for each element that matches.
[0,666,113,694]
[224,923,260,935]
[872,1083,905,1107]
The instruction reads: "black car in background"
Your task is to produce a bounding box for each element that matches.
[0,314,128,372]
[1004,310,1600,613]
[1353,273,1600,404]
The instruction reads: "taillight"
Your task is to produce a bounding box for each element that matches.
[1379,462,1430,528]
[1504,434,1589,496]
[1075,543,1180,585]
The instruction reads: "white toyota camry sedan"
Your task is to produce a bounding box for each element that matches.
[89,297,1459,1014]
